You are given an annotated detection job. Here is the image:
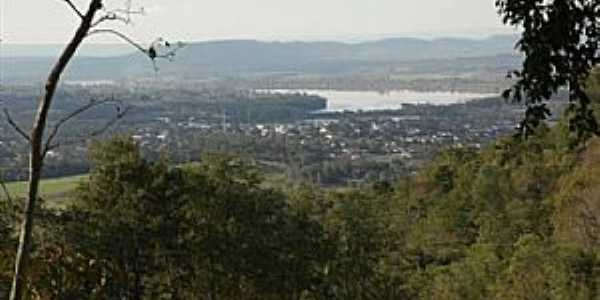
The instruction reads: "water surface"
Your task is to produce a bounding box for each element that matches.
[264,89,495,112]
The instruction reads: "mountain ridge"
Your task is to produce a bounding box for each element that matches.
[1,34,520,82]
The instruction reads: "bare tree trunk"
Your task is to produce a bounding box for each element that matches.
[9,1,103,299]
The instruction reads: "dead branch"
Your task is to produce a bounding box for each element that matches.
[43,105,131,157]
[63,0,85,19]
[92,0,145,27]
[0,178,13,204]
[3,109,30,143]
[92,3,145,28]
[152,39,186,61]
[87,106,130,137]
[147,38,186,71]
[86,28,148,55]
[86,29,185,71]
[42,97,123,157]
[92,13,132,27]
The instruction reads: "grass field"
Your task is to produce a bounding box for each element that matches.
[4,175,88,208]
[1,161,288,208]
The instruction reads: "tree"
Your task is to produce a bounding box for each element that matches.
[179,154,334,299]
[6,1,181,299]
[322,188,408,300]
[496,0,599,140]
[28,139,335,298]
[495,234,596,300]
[68,137,187,298]
[427,244,501,300]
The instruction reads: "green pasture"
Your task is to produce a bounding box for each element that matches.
[4,175,88,208]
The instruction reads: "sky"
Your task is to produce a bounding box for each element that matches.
[0,0,515,44]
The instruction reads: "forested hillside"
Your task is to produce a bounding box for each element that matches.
[0,73,598,299]
[2,0,598,298]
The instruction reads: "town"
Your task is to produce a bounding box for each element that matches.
[1,82,559,185]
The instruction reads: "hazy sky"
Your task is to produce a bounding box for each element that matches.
[1,0,514,44]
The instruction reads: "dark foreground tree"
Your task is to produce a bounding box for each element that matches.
[6,1,182,299]
[25,137,335,299]
[496,0,599,140]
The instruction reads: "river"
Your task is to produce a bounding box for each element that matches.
[261,89,496,112]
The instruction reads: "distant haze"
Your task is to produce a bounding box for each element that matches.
[0,35,521,83]
[1,0,515,44]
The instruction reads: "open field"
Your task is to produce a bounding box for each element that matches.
[4,175,87,208]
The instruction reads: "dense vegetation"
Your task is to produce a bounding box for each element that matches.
[0,73,597,299]
[1,0,597,297]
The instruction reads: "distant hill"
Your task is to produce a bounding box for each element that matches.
[1,35,520,82]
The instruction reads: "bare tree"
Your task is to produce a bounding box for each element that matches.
[6,1,182,299]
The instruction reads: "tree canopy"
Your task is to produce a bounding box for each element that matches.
[496,0,599,140]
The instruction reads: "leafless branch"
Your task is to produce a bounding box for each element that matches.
[87,106,131,137]
[63,0,85,19]
[43,105,131,157]
[0,178,13,204]
[3,108,30,143]
[109,0,144,18]
[152,39,186,61]
[42,97,122,157]
[92,13,132,27]
[92,4,145,28]
[86,29,185,71]
[86,28,148,54]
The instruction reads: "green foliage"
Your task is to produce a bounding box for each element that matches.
[0,191,16,297]
[178,154,334,299]
[390,115,598,300]
[8,137,336,299]
[495,235,598,300]
[323,189,406,299]
[3,94,600,298]
[496,0,600,140]
[1,2,599,297]
[426,244,501,300]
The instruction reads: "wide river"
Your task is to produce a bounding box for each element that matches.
[263,89,496,112]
